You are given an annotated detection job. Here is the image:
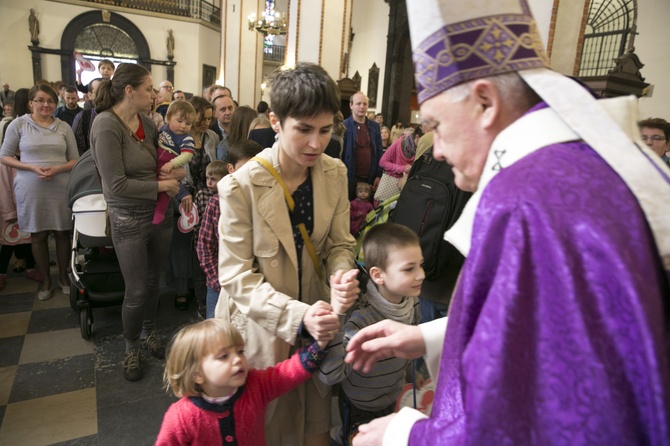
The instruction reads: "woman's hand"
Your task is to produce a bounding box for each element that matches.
[303,301,340,342]
[33,166,53,180]
[180,194,193,213]
[330,269,360,315]
[158,179,180,197]
[159,166,187,181]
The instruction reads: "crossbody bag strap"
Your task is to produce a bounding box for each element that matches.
[252,156,323,280]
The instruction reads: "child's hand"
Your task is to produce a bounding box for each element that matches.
[330,268,360,315]
[160,162,174,174]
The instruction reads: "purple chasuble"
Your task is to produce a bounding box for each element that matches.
[410,140,670,444]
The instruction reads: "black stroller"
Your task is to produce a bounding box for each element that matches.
[67,151,125,339]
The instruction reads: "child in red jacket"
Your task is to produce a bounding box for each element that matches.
[157,276,358,446]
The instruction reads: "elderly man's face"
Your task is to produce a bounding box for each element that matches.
[420,90,494,192]
[158,81,173,102]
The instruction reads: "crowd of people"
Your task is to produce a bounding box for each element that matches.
[1,0,670,443]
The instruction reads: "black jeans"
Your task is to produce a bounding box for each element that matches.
[108,203,173,352]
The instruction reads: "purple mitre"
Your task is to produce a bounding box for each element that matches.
[407,0,549,104]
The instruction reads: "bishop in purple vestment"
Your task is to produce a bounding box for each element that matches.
[345,1,670,445]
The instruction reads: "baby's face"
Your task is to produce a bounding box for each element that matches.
[357,188,370,200]
[168,113,194,135]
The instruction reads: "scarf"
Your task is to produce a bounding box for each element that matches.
[365,280,415,325]
[401,134,418,159]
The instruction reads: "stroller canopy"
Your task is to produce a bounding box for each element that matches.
[67,150,103,209]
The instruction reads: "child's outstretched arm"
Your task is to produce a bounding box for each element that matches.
[251,340,329,405]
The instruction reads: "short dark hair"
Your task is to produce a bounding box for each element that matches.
[639,117,670,141]
[269,62,340,124]
[98,59,115,70]
[63,86,78,95]
[226,139,263,166]
[256,100,269,114]
[362,223,420,271]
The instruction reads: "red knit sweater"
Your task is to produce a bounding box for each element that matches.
[156,343,325,446]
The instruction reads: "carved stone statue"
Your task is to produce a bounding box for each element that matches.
[29,9,40,45]
[167,29,175,59]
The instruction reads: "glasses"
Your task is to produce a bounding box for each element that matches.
[641,135,667,142]
[160,85,174,90]
[32,98,56,105]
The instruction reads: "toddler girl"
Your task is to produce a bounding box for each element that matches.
[157,319,328,445]
[157,285,354,446]
[350,182,374,236]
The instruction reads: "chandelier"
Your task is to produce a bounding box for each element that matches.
[248,4,287,36]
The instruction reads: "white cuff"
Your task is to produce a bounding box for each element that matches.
[382,407,428,446]
[419,317,447,380]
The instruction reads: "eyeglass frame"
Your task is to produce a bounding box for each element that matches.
[641,135,667,142]
[32,98,56,105]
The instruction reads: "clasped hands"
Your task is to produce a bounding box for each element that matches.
[302,268,360,349]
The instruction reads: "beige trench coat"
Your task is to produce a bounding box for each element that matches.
[215,146,355,442]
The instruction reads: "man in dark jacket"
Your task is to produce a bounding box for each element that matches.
[342,91,383,198]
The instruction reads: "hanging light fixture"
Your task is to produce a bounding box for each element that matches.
[248,1,287,36]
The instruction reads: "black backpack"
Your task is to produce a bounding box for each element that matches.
[391,148,472,281]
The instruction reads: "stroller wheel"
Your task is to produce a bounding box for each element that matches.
[80,306,92,339]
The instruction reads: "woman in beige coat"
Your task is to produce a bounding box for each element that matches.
[216,63,359,445]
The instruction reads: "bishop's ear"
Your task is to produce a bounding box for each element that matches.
[471,79,501,129]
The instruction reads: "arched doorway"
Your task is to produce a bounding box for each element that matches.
[60,11,151,85]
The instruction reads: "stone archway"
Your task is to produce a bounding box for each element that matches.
[59,11,151,85]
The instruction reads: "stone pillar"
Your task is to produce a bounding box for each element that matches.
[285,0,353,81]
[220,0,266,107]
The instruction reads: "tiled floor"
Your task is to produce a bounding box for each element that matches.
[0,261,196,446]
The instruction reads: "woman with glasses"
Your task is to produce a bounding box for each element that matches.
[0,84,78,300]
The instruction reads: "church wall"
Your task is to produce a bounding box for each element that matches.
[0,0,220,97]
[220,0,265,107]
[534,0,669,121]
[348,0,389,114]
[635,0,670,119]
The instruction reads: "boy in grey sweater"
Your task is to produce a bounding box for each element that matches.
[318,223,423,444]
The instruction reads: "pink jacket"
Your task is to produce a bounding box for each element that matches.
[379,137,414,178]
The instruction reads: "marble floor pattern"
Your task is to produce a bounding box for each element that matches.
[0,260,196,446]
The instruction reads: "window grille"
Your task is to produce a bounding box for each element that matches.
[578,0,636,77]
